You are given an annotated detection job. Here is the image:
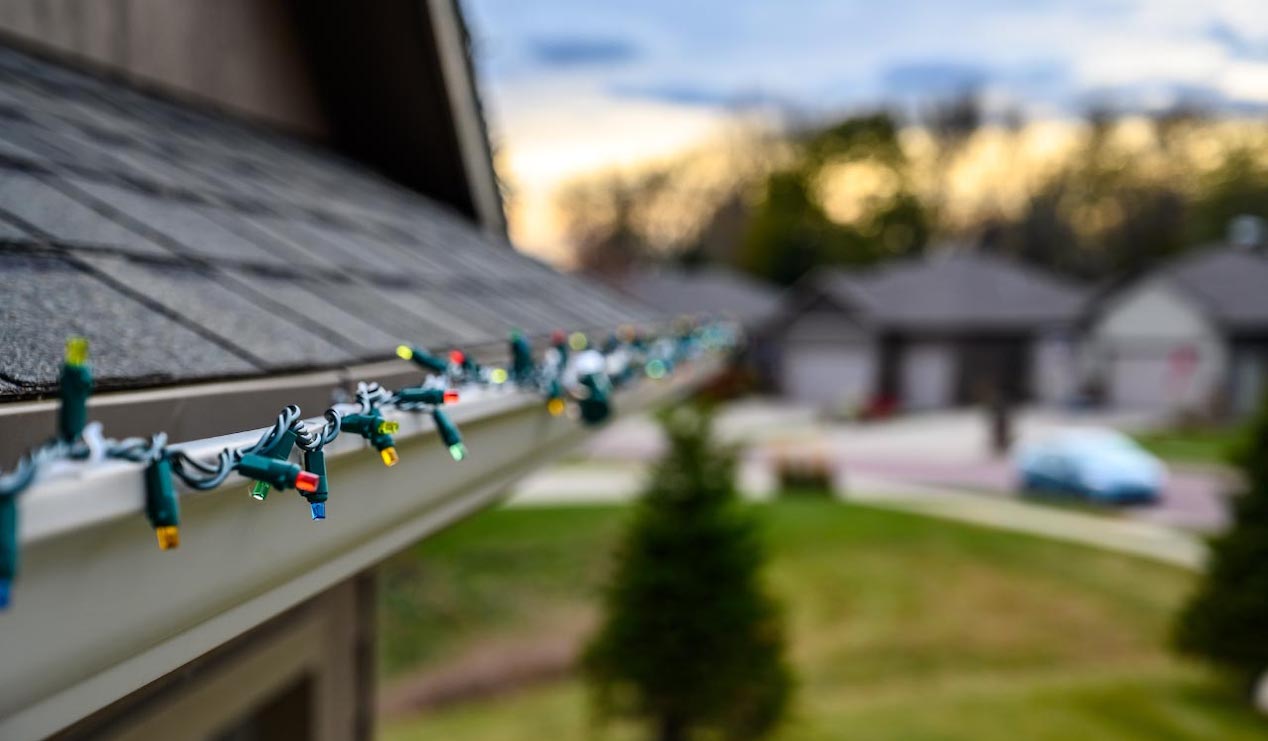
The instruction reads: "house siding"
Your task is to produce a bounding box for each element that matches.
[780,308,877,409]
[1089,279,1228,414]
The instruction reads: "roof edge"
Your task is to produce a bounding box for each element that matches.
[426,0,507,237]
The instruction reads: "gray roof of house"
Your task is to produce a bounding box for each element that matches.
[615,266,783,325]
[0,45,659,400]
[1157,245,1268,331]
[815,249,1087,332]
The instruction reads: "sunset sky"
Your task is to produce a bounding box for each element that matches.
[459,0,1268,262]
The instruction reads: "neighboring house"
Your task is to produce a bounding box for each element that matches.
[610,265,784,386]
[776,250,1087,411]
[1086,244,1268,418]
[611,265,783,329]
[0,5,680,741]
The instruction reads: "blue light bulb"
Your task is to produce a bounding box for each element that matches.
[310,501,326,520]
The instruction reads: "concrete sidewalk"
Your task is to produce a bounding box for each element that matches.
[844,475,1206,570]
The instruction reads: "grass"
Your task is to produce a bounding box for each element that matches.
[1131,427,1243,465]
[377,505,629,677]
[378,500,1267,740]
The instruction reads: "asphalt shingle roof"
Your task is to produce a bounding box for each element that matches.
[1159,245,1268,331]
[817,249,1087,332]
[0,44,659,399]
[616,266,783,325]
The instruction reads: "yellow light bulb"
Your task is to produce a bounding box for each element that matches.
[395,344,414,360]
[568,332,587,351]
[378,420,401,434]
[65,336,89,366]
[380,447,400,467]
[155,526,180,551]
[490,368,509,384]
[547,398,566,416]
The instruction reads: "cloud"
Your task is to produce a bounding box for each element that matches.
[526,36,641,67]
[1205,21,1268,61]
[880,62,989,95]
[607,82,780,109]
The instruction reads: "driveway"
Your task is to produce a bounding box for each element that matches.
[514,401,1236,532]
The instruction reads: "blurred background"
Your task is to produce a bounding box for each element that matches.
[463,0,1268,422]
[469,1,1268,268]
[377,2,1268,735]
[375,2,1268,740]
[1,1,1266,739]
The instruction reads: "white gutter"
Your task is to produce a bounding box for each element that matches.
[0,359,718,741]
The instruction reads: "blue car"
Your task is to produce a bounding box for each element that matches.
[1015,428,1165,504]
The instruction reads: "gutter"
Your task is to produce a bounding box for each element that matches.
[0,359,418,465]
[0,357,719,741]
[0,323,644,462]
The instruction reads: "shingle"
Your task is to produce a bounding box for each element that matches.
[88,145,204,193]
[472,289,566,333]
[0,170,170,255]
[0,45,666,399]
[1163,246,1268,329]
[172,155,292,204]
[0,115,144,176]
[819,249,1086,331]
[293,277,463,349]
[239,215,380,273]
[198,208,345,271]
[63,179,292,266]
[224,271,401,357]
[292,219,433,277]
[0,252,257,386]
[0,117,57,163]
[0,214,29,240]
[79,254,360,369]
[48,98,153,144]
[429,287,524,335]
[618,266,780,324]
[375,285,493,344]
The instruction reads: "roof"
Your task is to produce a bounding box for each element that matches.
[1155,245,1268,331]
[0,44,658,400]
[814,249,1087,332]
[614,266,783,325]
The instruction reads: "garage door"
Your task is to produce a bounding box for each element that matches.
[782,342,876,408]
[1108,354,1172,409]
[901,342,954,409]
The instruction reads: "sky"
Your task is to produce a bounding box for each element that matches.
[459,0,1268,261]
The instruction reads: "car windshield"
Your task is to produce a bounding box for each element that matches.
[1059,429,1137,454]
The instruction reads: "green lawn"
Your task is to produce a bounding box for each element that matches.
[378,501,1266,741]
[1131,427,1243,465]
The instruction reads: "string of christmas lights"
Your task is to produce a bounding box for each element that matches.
[0,321,739,609]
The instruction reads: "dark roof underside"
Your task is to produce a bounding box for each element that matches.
[0,45,657,399]
[818,250,1087,332]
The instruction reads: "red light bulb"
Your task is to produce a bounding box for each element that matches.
[449,349,465,365]
[444,389,460,404]
[295,471,320,493]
